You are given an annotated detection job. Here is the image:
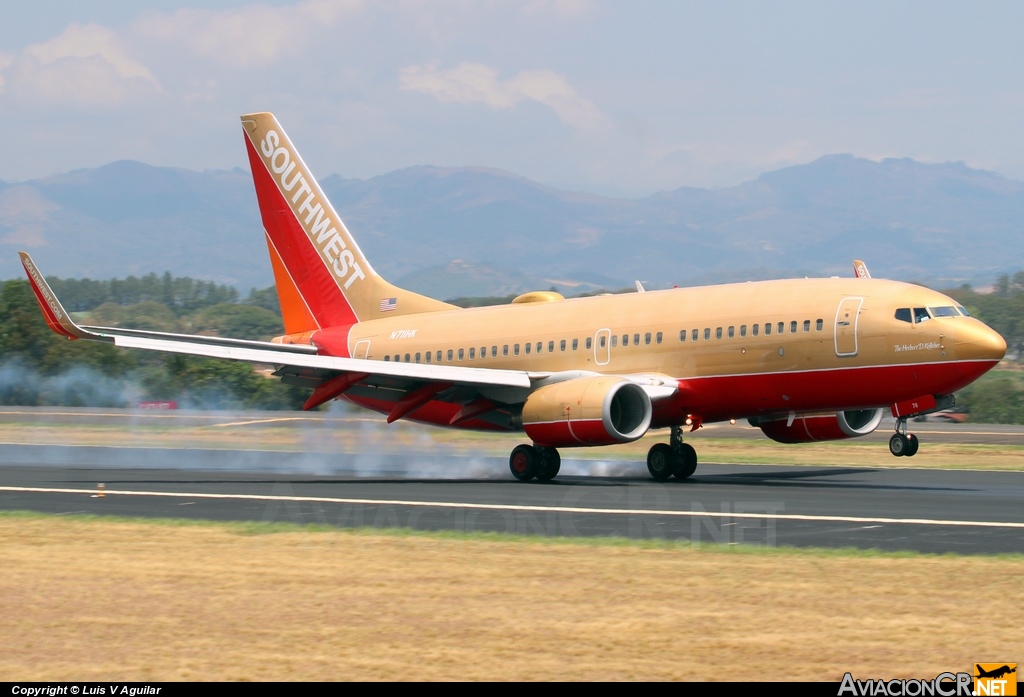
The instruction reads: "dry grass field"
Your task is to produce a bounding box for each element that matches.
[1,514,1021,681]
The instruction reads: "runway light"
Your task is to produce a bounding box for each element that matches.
[730,419,736,425]
[97,483,105,498]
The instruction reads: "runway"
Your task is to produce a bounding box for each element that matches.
[1,407,1022,554]
[2,459,1022,555]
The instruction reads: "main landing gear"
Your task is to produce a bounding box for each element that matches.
[888,419,920,457]
[646,425,698,481]
[509,443,561,482]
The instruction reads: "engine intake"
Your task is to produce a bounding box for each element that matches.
[519,376,652,447]
[752,408,884,444]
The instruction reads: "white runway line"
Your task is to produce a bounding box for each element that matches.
[2,486,1023,529]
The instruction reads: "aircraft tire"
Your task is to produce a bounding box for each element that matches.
[889,433,909,457]
[510,444,540,482]
[905,434,919,457]
[647,443,675,480]
[674,443,698,479]
[535,447,561,482]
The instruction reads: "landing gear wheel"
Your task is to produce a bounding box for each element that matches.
[535,446,561,482]
[889,433,909,457]
[647,443,675,480]
[510,444,539,481]
[674,443,698,480]
[905,434,919,457]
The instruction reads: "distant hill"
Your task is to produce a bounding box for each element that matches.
[3,155,1023,297]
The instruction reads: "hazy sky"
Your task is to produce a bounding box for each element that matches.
[2,1,1023,196]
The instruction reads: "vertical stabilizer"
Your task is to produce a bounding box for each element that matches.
[240,112,454,333]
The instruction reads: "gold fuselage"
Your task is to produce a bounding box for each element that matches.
[328,277,1004,426]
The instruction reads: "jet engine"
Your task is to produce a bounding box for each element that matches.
[518,376,652,447]
[751,408,884,444]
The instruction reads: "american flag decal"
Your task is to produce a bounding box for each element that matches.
[380,297,398,312]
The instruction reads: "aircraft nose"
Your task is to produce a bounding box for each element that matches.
[955,321,1007,362]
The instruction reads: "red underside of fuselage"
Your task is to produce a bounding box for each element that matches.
[342,358,998,437]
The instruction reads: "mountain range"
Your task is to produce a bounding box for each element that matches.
[2,154,1023,298]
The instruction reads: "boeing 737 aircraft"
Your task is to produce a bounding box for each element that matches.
[19,112,1007,482]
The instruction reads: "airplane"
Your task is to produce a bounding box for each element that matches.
[975,665,1016,680]
[18,112,1008,482]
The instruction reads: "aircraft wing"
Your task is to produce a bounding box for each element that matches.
[20,253,680,422]
[20,253,537,412]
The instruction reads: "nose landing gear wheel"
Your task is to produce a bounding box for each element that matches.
[889,433,908,456]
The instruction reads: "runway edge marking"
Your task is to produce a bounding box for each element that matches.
[2,486,1024,529]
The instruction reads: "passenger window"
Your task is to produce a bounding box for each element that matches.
[415,352,421,363]
[816,319,823,331]
[611,335,618,347]
[704,328,711,340]
[384,355,390,362]
[481,346,486,358]
[656,332,663,344]
[469,348,475,359]
[585,338,592,349]
[548,341,554,352]
[645,332,652,344]
[777,322,785,334]
[536,342,542,353]
[790,321,797,333]
[680,330,686,342]
[572,339,579,350]
[752,324,759,337]
[394,354,400,362]
[525,343,531,355]
[633,333,640,345]
[491,346,497,357]
[502,345,509,357]
[765,323,772,336]
[447,349,454,361]
[740,325,747,337]
[599,335,607,348]
[803,320,810,332]
[405,353,411,362]
[424,352,431,363]
[514,344,520,355]
[692,329,698,341]
[437,351,442,362]
[560,339,566,351]
[727,326,734,338]
[623,334,629,346]
[715,327,723,339]
[458,349,464,360]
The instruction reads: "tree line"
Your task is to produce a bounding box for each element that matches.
[0,273,304,410]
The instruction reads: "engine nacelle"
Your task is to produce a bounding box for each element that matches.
[518,376,652,447]
[751,408,884,444]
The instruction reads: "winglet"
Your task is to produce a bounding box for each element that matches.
[18,253,106,341]
[853,259,871,279]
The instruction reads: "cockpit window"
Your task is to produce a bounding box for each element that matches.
[894,308,912,323]
[928,306,958,318]
[913,308,930,323]
[957,306,971,317]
